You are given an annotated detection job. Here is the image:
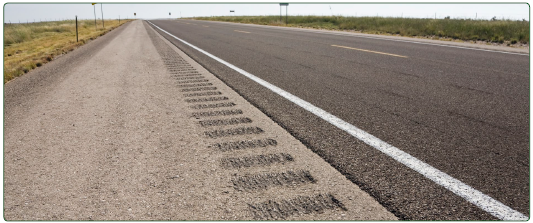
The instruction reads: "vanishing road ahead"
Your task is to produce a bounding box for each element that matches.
[148,19,529,220]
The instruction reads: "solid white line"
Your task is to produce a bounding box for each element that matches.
[147,21,529,221]
[191,20,529,56]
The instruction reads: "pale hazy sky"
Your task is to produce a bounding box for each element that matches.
[3,2,530,23]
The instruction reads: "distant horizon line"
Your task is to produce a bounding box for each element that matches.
[4,14,528,23]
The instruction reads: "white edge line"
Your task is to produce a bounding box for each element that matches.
[190,20,529,56]
[147,21,529,221]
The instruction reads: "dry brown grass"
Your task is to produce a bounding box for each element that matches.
[4,19,133,83]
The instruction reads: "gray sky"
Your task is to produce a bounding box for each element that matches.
[3,2,529,23]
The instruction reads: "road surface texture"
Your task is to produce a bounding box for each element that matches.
[146,19,529,220]
[4,20,396,220]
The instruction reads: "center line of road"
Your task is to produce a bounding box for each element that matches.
[331,44,408,58]
[147,21,528,221]
[234,30,251,34]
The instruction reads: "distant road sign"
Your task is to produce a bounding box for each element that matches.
[134,13,136,16]
[280,3,289,6]
[230,10,235,12]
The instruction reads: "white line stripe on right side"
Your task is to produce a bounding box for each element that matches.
[147,21,529,221]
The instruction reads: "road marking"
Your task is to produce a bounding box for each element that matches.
[234,30,251,34]
[332,44,408,58]
[148,21,529,221]
[195,20,528,56]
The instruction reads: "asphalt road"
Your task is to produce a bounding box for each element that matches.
[147,19,529,220]
[4,20,396,220]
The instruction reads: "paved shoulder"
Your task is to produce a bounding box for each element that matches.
[3,20,396,220]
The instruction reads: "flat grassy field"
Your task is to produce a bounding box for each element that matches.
[193,16,529,45]
[4,19,132,83]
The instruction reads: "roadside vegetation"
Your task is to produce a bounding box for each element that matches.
[193,16,529,46]
[4,19,132,83]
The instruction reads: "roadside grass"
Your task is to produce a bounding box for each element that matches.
[4,19,133,83]
[193,16,529,45]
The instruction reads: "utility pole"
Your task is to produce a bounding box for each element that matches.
[75,15,78,42]
[92,3,97,30]
[101,3,104,28]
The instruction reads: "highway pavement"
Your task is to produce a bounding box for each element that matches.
[147,19,529,220]
[4,20,396,220]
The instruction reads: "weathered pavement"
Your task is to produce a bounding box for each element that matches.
[146,19,529,220]
[4,20,396,220]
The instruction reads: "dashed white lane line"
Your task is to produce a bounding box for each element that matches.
[332,44,408,58]
[147,21,529,221]
[188,20,529,56]
[234,30,251,34]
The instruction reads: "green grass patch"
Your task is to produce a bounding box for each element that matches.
[193,15,529,44]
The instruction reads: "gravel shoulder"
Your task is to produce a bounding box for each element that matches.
[4,20,396,220]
